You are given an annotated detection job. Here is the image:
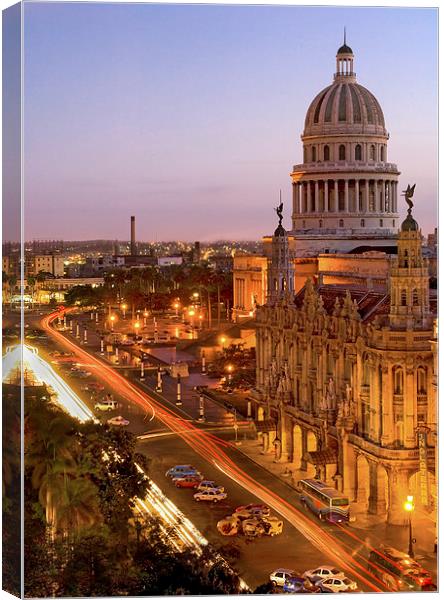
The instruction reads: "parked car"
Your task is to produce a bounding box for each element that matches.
[107,416,129,426]
[95,399,118,411]
[174,476,202,489]
[283,577,310,593]
[235,504,271,519]
[119,339,135,346]
[194,489,227,503]
[270,569,298,587]
[303,567,345,584]
[166,465,199,479]
[197,480,225,493]
[316,576,357,593]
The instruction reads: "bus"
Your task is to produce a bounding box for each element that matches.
[296,479,350,523]
[367,546,436,592]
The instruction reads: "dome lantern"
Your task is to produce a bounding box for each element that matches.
[335,28,355,81]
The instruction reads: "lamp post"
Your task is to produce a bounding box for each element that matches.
[156,367,163,393]
[121,303,127,320]
[198,393,205,422]
[176,374,182,406]
[226,364,234,384]
[110,314,116,331]
[95,311,99,323]
[273,421,281,461]
[404,495,415,558]
[220,336,227,351]
[83,327,88,344]
[134,320,141,341]
[140,359,145,381]
[173,302,179,317]
[143,310,148,327]
[199,314,203,330]
[75,323,80,339]
[201,349,206,374]
[100,336,104,355]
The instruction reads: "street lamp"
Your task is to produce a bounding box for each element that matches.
[226,364,234,384]
[173,301,180,317]
[134,320,141,341]
[199,314,203,330]
[109,314,116,331]
[143,310,149,327]
[121,303,127,319]
[404,495,415,558]
[188,309,195,331]
[220,335,227,350]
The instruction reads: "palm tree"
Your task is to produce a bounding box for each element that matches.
[54,476,102,537]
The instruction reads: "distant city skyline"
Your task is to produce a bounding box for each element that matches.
[21,3,437,240]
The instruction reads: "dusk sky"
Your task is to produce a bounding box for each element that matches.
[23,2,438,241]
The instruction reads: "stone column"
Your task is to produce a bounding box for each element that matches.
[300,428,308,471]
[324,180,329,212]
[341,435,356,499]
[314,180,319,213]
[404,362,416,448]
[387,467,410,525]
[344,179,349,213]
[333,180,338,213]
[380,364,393,446]
[368,461,387,515]
[292,183,298,214]
[364,179,369,213]
[307,181,312,213]
[394,181,398,212]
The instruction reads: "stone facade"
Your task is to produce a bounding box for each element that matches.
[252,213,437,525]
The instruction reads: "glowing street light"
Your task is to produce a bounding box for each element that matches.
[109,314,116,331]
[121,303,127,319]
[220,335,227,349]
[134,321,141,341]
[143,310,149,326]
[198,314,203,330]
[188,309,195,331]
[226,364,234,383]
[404,495,415,558]
[173,302,180,317]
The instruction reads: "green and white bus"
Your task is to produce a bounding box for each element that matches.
[297,479,350,523]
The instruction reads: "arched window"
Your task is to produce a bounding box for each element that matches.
[401,290,407,306]
[304,147,308,163]
[312,146,317,162]
[417,368,427,394]
[339,144,346,160]
[403,249,409,268]
[355,144,362,160]
[339,219,344,227]
[360,219,365,227]
[412,289,419,305]
[370,145,376,161]
[323,145,330,161]
[380,146,385,161]
[394,368,404,395]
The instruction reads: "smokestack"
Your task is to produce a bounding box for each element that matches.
[130,216,136,256]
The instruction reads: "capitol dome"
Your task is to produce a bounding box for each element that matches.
[303,43,387,137]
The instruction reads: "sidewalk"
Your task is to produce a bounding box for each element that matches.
[235,436,438,580]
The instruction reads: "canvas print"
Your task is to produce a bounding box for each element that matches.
[2,1,438,597]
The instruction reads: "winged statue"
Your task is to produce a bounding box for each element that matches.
[402,183,416,211]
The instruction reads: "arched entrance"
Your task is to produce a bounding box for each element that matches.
[369,464,389,515]
[292,424,303,469]
[356,454,370,509]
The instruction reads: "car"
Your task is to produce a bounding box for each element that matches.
[303,567,345,584]
[70,370,92,378]
[193,489,227,503]
[270,569,298,587]
[197,480,225,493]
[107,415,129,426]
[283,577,310,593]
[235,503,271,518]
[82,382,105,392]
[316,576,357,593]
[174,476,202,489]
[119,339,135,346]
[95,399,118,411]
[166,465,199,478]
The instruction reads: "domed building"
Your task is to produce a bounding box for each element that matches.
[291,40,400,254]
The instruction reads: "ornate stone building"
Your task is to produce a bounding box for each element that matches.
[253,203,437,525]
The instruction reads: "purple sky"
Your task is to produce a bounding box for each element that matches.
[22,3,438,241]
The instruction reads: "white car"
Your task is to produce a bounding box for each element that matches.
[197,480,225,493]
[303,566,345,584]
[107,415,129,426]
[119,339,135,346]
[317,576,357,593]
[269,569,298,587]
[95,399,118,411]
[193,489,227,503]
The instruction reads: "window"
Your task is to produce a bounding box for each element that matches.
[355,144,362,160]
[380,146,385,161]
[319,220,323,228]
[339,219,344,227]
[380,219,383,227]
[413,289,419,305]
[417,368,426,394]
[339,144,346,160]
[394,369,404,394]
[370,145,376,160]
[392,219,395,227]
[304,147,308,162]
[312,146,317,162]
[401,290,407,306]
[360,219,365,227]
[302,220,306,229]
[323,145,330,161]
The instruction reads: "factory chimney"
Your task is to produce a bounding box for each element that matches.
[130,216,137,256]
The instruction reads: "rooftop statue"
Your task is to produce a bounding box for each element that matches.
[402,183,416,212]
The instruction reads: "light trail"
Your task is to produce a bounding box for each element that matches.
[15,333,248,590]
[42,310,387,592]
